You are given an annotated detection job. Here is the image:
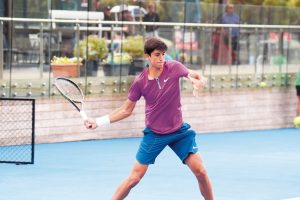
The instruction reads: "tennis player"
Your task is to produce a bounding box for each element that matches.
[84,37,214,200]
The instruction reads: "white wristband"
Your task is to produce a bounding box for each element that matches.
[96,115,110,126]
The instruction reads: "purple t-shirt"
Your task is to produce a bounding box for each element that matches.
[128,60,189,134]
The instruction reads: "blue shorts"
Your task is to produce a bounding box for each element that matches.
[136,123,198,165]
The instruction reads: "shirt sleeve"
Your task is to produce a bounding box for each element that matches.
[171,60,189,78]
[127,78,142,102]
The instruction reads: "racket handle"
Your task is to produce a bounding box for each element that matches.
[80,111,92,128]
[80,110,88,120]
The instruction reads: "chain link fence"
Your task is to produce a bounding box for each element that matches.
[0,98,35,164]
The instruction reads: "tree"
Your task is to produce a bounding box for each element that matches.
[287,0,300,7]
[263,0,286,7]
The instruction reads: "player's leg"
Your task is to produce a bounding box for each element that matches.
[185,153,214,200]
[112,161,148,200]
[168,124,213,200]
[112,127,167,199]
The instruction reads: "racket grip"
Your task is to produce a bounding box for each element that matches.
[80,110,88,120]
[80,111,92,128]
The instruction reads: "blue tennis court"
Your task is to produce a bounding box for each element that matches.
[1,128,300,200]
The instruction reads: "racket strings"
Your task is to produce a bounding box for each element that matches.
[55,79,84,102]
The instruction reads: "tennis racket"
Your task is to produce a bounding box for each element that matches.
[54,77,91,127]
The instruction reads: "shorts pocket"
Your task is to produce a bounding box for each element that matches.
[140,132,158,153]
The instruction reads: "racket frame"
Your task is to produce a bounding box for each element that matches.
[54,77,88,120]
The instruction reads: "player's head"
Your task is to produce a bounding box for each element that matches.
[144,37,168,70]
[144,37,167,56]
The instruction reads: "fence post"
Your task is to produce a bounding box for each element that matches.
[39,23,44,79]
[75,23,80,71]
[0,21,3,79]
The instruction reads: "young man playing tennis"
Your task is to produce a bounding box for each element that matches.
[85,37,214,200]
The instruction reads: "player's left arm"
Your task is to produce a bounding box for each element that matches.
[187,69,208,89]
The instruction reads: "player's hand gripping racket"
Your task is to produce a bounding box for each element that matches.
[188,75,208,97]
[54,77,92,128]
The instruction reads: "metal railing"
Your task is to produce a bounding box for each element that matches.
[0,16,299,98]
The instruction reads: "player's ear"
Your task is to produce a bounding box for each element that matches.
[145,53,150,59]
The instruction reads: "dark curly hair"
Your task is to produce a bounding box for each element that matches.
[144,37,168,56]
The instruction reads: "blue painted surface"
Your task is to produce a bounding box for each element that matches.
[1,128,300,200]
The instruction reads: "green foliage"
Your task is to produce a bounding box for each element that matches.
[74,35,108,61]
[248,0,264,5]
[263,0,287,6]
[106,53,132,65]
[272,55,287,65]
[51,56,83,65]
[287,0,300,7]
[122,35,145,58]
[159,1,185,22]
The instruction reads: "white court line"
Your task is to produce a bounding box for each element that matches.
[282,197,300,200]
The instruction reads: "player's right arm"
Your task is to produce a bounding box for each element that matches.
[109,99,136,123]
[84,99,136,129]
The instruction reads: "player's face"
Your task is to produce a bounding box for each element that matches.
[147,50,165,70]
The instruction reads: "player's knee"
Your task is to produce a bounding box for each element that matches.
[194,167,208,182]
[127,175,141,188]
